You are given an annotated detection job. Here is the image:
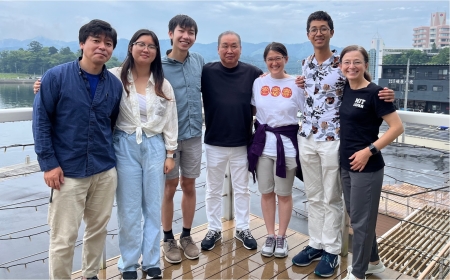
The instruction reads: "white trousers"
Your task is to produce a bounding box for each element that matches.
[299,135,343,255]
[205,144,250,231]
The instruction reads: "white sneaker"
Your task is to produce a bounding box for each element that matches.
[348,261,385,275]
[261,235,276,257]
[343,272,361,280]
[273,235,288,258]
[366,261,386,274]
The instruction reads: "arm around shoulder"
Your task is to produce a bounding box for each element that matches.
[378,87,396,102]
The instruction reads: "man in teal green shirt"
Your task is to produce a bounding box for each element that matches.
[160,14,204,264]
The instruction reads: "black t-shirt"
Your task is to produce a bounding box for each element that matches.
[339,82,396,172]
[201,61,263,147]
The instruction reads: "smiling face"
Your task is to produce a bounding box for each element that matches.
[79,34,114,67]
[307,20,334,50]
[265,50,288,79]
[130,35,157,66]
[218,33,241,68]
[339,50,369,82]
[169,24,196,52]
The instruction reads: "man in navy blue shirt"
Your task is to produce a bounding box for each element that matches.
[32,19,122,280]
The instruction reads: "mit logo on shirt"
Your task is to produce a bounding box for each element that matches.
[353,98,366,108]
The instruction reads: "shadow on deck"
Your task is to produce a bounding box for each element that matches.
[72,214,413,280]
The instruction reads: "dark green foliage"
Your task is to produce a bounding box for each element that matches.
[383,48,449,65]
[0,41,121,74]
[431,47,449,64]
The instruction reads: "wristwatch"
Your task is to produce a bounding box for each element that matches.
[369,143,379,155]
[166,153,176,159]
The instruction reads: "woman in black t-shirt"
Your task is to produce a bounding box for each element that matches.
[338,45,404,280]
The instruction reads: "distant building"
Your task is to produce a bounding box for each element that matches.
[378,64,449,114]
[369,34,384,84]
[413,12,449,49]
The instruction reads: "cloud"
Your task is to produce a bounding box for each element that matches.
[0,0,448,51]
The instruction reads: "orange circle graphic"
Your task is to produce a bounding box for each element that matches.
[261,86,270,96]
[271,86,281,97]
[282,87,292,98]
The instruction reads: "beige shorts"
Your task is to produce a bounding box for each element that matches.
[256,155,297,196]
[166,136,202,180]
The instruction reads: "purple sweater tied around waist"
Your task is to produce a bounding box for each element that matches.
[247,120,301,183]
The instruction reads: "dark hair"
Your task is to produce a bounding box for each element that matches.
[306,11,334,33]
[78,19,117,56]
[168,14,198,46]
[217,31,241,46]
[339,45,372,82]
[120,29,168,99]
[263,42,288,61]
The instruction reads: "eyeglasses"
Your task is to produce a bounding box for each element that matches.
[308,27,331,35]
[266,56,285,63]
[133,41,158,51]
[341,61,364,66]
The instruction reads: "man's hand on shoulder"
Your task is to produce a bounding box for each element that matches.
[378,87,395,103]
[44,167,64,190]
[296,76,305,89]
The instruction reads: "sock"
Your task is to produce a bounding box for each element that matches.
[180,227,191,239]
[163,229,174,242]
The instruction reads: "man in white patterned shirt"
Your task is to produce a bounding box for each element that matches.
[292,11,394,278]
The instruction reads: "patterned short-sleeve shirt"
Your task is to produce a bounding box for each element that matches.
[299,50,346,141]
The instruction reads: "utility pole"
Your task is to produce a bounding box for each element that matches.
[401,59,410,143]
[403,59,410,112]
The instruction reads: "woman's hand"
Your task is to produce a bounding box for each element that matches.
[33,79,41,94]
[164,158,175,174]
[349,147,372,172]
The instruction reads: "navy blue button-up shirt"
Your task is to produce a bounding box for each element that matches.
[162,52,204,141]
[32,59,122,178]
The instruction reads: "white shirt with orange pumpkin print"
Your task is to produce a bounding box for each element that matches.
[251,75,304,157]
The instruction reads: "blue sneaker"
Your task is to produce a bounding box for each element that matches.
[314,251,339,277]
[292,245,323,266]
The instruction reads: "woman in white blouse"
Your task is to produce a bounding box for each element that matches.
[110,29,178,280]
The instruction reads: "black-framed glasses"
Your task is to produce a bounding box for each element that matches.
[308,27,331,35]
[133,41,158,51]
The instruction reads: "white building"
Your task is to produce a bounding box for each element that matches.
[368,34,384,84]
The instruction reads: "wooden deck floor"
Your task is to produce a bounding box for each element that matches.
[72,214,414,280]
[375,213,400,237]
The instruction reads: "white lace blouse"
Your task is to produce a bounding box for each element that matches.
[109,67,178,151]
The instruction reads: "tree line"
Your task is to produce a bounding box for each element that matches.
[0,41,121,75]
[1,40,448,76]
[382,48,449,65]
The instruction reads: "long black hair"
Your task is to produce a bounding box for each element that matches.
[120,29,168,99]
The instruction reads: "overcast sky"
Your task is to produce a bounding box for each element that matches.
[0,1,448,49]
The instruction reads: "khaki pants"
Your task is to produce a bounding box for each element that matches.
[48,168,117,279]
[298,135,343,255]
